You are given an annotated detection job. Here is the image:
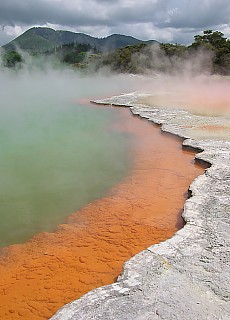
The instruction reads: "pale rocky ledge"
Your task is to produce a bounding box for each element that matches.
[51,93,230,320]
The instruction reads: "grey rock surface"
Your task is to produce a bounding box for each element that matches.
[51,93,230,320]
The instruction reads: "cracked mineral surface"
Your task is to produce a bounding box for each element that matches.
[51,93,230,320]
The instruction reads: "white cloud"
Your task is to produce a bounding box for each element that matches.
[0,0,230,46]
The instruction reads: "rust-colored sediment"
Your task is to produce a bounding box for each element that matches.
[0,107,206,320]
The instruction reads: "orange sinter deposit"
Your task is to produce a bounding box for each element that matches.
[0,106,207,320]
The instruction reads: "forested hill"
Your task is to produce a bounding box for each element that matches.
[97,30,230,75]
[1,29,229,75]
[2,27,157,53]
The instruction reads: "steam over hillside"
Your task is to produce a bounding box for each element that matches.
[0,27,229,119]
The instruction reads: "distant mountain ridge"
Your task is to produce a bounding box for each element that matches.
[2,27,157,53]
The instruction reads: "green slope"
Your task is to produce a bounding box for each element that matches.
[3,28,60,52]
[2,27,157,53]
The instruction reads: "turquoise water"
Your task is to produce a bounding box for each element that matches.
[0,71,133,247]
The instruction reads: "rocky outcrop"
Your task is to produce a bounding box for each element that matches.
[51,93,230,320]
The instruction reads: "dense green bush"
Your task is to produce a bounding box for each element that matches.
[2,51,22,68]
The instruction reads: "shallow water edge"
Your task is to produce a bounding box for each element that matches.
[0,103,206,320]
[51,93,230,320]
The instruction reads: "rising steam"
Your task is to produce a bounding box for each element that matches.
[130,43,230,116]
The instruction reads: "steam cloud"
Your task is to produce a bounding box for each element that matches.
[130,44,230,116]
[1,44,229,116]
[0,50,229,247]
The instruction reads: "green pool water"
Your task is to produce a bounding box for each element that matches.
[0,71,133,247]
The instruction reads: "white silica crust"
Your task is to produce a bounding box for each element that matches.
[51,93,230,320]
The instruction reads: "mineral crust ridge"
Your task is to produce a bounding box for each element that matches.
[51,93,230,320]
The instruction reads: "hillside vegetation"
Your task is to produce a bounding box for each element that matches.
[1,29,230,75]
[2,27,156,53]
[96,30,230,75]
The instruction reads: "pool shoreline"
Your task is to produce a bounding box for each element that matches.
[51,93,230,320]
[0,102,206,319]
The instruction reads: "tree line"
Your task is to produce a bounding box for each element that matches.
[98,30,230,75]
[1,30,230,75]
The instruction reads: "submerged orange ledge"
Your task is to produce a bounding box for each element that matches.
[0,106,207,319]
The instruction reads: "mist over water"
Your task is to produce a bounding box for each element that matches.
[140,74,230,116]
[131,45,230,116]
[0,60,229,248]
[0,68,145,247]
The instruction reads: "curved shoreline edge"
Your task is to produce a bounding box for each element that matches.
[51,93,230,320]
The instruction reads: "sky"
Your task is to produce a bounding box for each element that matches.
[0,0,230,46]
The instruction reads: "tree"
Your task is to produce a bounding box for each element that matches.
[2,51,22,68]
[189,30,230,74]
[160,43,187,57]
[191,30,227,50]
